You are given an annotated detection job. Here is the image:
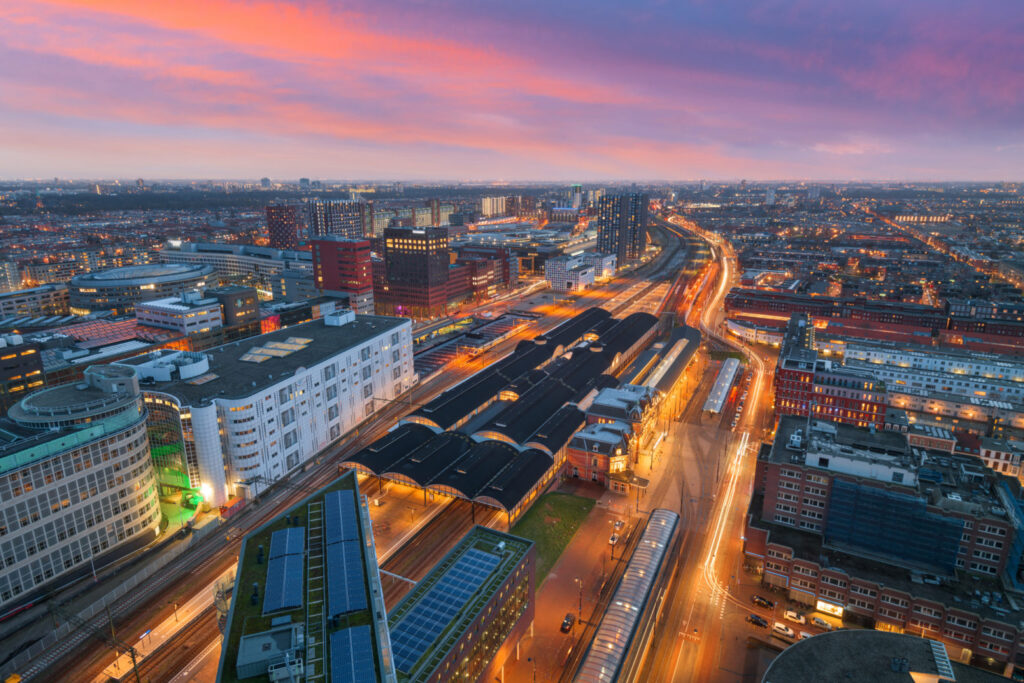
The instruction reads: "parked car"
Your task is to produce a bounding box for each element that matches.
[799,631,814,640]
[746,614,769,628]
[751,595,775,609]
[609,533,620,545]
[784,609,806,624]
[614,519,625,531]
[811,616,833,631]
[560,613,575,633]
[772,622,796,639]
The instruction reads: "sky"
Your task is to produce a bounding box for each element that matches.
[2,1,1023,181]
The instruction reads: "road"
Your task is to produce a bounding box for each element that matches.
[25,221,687,682]
[632,213,779,682]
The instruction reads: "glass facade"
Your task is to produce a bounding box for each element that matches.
[825,478,963,574]
[143,393,198,492]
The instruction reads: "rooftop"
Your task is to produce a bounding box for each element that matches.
[218,470,393,683]
[386,526,532,682]
[71,263,213,286]
[761,630,1003,683]
[116,313,406,404]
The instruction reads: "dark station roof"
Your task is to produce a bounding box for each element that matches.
[384,431,475,485]
[428,439,520,499]
[535,307,610,348]
[525,405,586,455]
[346,423,437,473]
[476,449,554,511]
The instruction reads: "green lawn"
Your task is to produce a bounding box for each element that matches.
[709,350,746,362]
[511,492,595,583]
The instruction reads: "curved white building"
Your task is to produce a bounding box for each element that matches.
[0,365,160,608]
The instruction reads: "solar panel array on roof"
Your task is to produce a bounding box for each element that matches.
[326,540,367,617]
[329,625,375,683]
[390,548,500,672]
[325,490,359,546]
[268,526,305,560]
[263,554,304,614]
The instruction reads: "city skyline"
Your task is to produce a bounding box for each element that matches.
[2,1,1022,181]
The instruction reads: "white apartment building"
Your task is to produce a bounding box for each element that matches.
[116,311,414,506]
[843,341,1024,383]
[480,196,507,217]
[135,290,223,335]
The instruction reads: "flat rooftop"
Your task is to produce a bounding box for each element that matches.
[118,314,406,404]
[218,470,392,683]
[387,526,532,682]
[762,630,1004,683]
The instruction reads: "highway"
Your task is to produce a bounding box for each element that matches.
[18,220,690,682]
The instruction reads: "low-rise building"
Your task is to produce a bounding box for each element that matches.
[134,290,224,335]
[544,255,595,293]
[0,284,69,319]
[388,526,535,683]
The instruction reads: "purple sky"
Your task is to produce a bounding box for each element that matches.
[2,0,1022,180]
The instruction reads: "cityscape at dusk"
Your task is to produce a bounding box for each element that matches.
[1,2,1024,683]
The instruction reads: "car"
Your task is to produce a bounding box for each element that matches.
[772,622,796,639]
[784,609,806,624]
[811,616,833,631]
[613,520,625,531]
[609,533,620,545]
[745,614,769,628]
[751,595,775,609]
[798,631,814,640]
[560,613,575,632]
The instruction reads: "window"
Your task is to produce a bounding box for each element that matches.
[279,388,290,403]
[326,385,338,401]
[361,366,372,380]
[328,405,339,420]
[391,332,400,345]
[392,349,401,363]
[360,347,371,361]
[363,384,373,399]
[323,365,336,381]
[393,367,402,380]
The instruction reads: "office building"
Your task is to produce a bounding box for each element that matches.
[0,284,70,319]
[0,365,160,609]
[265,204,303,250]
[306,199,367,240]
[596,194,649,263]
[376,226,450,319]
[218,470,395,682]
[115,310,413,505]
[388,526,535,683]
[312,237,374,314]
[543,255,595,293]
[159,242,313,297]
[207,286,259,327]
[69,264,214,316]
[775,315,888,429]
[745,415,1024,673]
[0,334,44,413]
[581,252,616,280]
[134,291,224,335]
[0,262,20,294]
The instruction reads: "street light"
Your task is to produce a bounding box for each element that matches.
[574,576,583,627]
[526,656,536,683]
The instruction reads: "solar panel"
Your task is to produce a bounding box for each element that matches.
[389,548,500,672]
[263,555,304,614]
[329,625,375,683]
[326,540,367,617]
[269,527,305,560]
[324,490,359,546]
